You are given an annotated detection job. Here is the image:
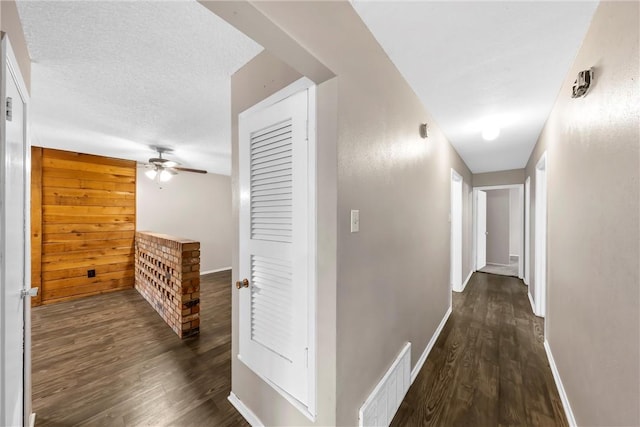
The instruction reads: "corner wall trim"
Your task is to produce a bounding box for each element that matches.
[543,341,577,427]
[461,271,473,292]
[200,267,232,275]
[411,306,452,383]
[228,392,265,427]
[527,290,536,315]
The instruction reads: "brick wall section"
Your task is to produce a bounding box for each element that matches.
[134,231,200,338]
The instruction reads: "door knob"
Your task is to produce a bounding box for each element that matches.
[236,278,249,289]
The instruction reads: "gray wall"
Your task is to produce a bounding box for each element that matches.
[221,2,474,425]
[136,172,232,273]
[473,168,524,187]
[509,188,520,257]
[525,2,639,425]
[1,0,31,92]
[486,189,510,265]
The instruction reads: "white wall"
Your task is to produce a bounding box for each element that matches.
[509,188,520,257]
[136,171,232,273]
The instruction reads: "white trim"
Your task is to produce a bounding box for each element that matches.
[509,254,519,258]
[450,169,463,294]
[534,151,548,319]
[29,413,35,427]
[239,77,315,119]
[527,291,536,316]
[474,184,522,191]
[524,176,531,286]
[544,341,577,427]
[460,271,473,292]
[200,267,231,275]
[411,306,452,383]
[228,392,265,427]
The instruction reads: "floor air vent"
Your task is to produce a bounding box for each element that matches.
[359,342,411,427]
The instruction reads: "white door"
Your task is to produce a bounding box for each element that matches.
[535,153,547,318]
[476,190,487,270]
[524,177,531,285]
[450,170,462,292]
[238,82,314,411]
[0,36,31,427]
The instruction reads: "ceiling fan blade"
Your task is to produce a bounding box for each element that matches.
[173,166,207,174]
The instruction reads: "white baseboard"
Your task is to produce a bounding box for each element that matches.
[228,392,265,427]
[544,340,577,427]
[527,290,536,315]
[411,306,452,383]
[201,267,232,275]
[29,413,36,427]
[461,271,473,292]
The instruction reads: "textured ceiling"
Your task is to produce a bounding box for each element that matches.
[17,0,262,175]
[352,1,598,173]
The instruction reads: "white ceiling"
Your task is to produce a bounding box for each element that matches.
[16,0,263,175]
[352,1,598,173]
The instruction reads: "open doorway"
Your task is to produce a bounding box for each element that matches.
[474,185,524,278]
[450,169,463,292]
[534,152,548,318]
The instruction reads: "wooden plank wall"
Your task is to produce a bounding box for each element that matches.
[31,147,137,305]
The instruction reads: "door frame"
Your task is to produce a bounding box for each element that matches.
[534,152,548,318]
[524,176,531,286]
[472,184,524,278]
[0,35,32,427]
[450,169,463,293]
[236,77,317,419]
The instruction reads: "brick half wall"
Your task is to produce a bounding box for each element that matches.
[134,231,200,338]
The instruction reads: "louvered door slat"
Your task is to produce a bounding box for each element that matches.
[250,120,293,243]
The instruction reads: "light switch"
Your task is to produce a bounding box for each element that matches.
[351,210,359,233]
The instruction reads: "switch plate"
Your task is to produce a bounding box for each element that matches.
[350,210,360,233]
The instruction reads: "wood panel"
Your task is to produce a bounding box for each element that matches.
[32,147,137,305]
[31,147,43,306]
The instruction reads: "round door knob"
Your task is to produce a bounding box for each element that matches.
[236,278,249,289]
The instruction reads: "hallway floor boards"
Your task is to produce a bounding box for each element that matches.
[391,272,568,427]
[31,270,248,427]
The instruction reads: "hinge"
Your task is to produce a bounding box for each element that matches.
[6,97,12,122]
[21,287,39,298]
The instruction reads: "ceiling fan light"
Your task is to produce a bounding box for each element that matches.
[159,169,173,182]
[145,169,157,180]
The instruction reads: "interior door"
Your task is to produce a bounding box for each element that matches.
[238,88,310,406]
[476,190,487,270]
[0,35,31,427]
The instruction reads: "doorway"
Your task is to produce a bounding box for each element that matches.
[450,169,463,292]
[534,152,548,317]
[525,176,531,285]
[474,185,524,278]
[0,35,32,427]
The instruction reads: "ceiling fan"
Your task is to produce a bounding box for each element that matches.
[142,147,207,184]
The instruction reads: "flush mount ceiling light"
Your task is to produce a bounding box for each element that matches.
[481,124,500,141]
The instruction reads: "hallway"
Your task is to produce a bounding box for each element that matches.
[392,273,567,426]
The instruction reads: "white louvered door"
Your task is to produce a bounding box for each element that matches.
[238,88,310,407]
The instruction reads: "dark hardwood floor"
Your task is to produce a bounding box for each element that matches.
[31,270,248,427]
[392,272,568,427]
